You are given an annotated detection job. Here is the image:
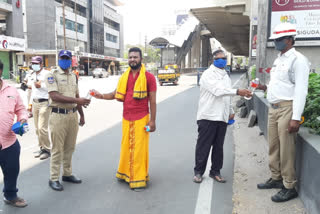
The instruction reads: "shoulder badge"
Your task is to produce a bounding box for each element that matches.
[47,76,55,84]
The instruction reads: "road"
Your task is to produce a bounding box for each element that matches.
[0,71,245,214]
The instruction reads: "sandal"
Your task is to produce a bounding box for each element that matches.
[193,174,203,183]
[210,174,226,183]
[4,196,28,208]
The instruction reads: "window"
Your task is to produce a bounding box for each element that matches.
[106,33,118,43]
[60,17,84,33]
[104,17,120,31]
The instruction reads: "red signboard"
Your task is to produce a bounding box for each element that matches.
[72,56,78,67]
[272,0,320,12]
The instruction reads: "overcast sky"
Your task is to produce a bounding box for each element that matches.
[117,0,199,46]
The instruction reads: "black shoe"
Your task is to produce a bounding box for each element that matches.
[271,187,298,202]
[62,175,82,184]
[257,178,284,189]
[49,180,63,191]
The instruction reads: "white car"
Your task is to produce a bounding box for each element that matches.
[92,68,109,78]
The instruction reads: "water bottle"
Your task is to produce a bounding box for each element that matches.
[86,91,95,99]
[144,126,150,132]
[22,123,29,134]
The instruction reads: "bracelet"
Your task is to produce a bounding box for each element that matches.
[236,89,239,95]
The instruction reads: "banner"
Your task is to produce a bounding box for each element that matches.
[0,35,25,51]
[270,0,320,39]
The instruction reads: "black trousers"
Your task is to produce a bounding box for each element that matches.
[0,140,20,200]
[194,120,227,176]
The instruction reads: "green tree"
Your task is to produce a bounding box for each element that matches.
[124,44,160,64]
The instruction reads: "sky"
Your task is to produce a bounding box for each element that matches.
[117,0,199,46]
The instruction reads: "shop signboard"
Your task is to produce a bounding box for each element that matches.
[269,0,320,40]
[0,35,25,51]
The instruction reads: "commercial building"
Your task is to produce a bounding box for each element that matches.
[0,0,25,79]
[0,0,124,79]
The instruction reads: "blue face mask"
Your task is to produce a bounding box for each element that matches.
[58,59,71,70]
[31,64,41,72]
[213,58,227,68]
[274,40,287,51]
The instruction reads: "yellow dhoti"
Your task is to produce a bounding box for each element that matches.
[116,115,150,189]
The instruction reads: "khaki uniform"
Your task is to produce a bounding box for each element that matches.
[32,101,50,151]
[45,67,79,181]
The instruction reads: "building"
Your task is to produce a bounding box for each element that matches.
[0,0,124,79]
[0,0,25,79]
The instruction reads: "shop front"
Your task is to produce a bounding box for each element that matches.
[0,35,25,79]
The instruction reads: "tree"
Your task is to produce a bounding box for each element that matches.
[124,44,160,64]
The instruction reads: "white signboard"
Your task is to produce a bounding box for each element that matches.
[270,0,320,39]
[0,35,25,51]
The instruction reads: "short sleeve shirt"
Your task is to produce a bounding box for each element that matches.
[45,67,79,109]
[123,71,157,121]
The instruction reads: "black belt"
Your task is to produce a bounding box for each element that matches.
[33,99,48,103]
[51,107,77,114]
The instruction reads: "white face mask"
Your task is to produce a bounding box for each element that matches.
[32,64,41,71]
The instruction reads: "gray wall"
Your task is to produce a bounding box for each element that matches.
[26,0,56,50]
[6,0,23,38]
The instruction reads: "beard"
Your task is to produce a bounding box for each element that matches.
[129,61,141,70]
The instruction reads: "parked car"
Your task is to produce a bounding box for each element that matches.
[92,68,109,78]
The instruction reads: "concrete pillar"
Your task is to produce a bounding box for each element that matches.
[201,36,210,68]
[256,0,269,84]
[188,50,191,68]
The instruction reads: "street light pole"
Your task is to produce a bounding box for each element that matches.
[62,0,66,50]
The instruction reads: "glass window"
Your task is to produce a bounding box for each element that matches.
[60,17,84,34]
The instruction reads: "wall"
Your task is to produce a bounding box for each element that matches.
[26,0,56,50]
[6,0,23,39]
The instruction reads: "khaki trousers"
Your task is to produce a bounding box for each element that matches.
[268,101,297,189]
[32,101,51,152]
[49,110,79,181]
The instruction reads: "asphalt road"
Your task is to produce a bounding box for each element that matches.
[0,72,244,214]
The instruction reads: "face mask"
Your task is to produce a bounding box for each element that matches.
[213,58,227,68]
[58,59,71,70]
[274,40,287,51]
[31,64,41,72]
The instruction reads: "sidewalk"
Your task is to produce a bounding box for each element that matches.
[231,106,307,214]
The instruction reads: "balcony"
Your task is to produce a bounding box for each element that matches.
[0,0,12,13]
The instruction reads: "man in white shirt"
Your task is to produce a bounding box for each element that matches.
[257,23,310,203]
[30,56,51,160]
[193,50,251,183]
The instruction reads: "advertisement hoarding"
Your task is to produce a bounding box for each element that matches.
[269,0,320,40]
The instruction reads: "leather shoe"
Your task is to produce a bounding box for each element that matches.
[257,178,284,189]
[271,187,298,202]
[49,180,63,191]
[62,175,82,184]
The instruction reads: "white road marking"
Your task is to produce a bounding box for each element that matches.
[194,73,245,214]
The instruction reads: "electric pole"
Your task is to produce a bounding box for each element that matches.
[62,0,66,50]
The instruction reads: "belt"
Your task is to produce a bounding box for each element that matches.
[33,98,48,103]
[270,101,293,109]
[51,107,77,114]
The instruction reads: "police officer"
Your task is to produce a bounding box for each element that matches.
[257,23,310,202]
[30,56,51,160]
[45,50,90,191]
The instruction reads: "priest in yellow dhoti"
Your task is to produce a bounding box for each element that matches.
[91,47,157,191]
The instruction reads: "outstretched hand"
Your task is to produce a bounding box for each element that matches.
[90,89,103,99]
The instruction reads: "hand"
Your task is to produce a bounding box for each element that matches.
[257,84,267,91]
[27,104,32,112]
[229,114,235,120]
[79,116,85,126]
[77,98,91,106]
[147,120,156,132]
[34,81,41,88]
[237,89,252,98]
[288,120,300,133]
[90,89,103,99]
[20,119,27,124]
